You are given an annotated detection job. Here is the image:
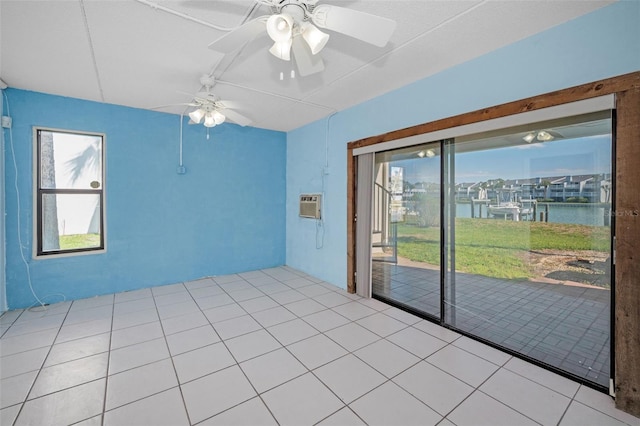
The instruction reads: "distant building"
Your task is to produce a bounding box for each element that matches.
[451,174,611,202]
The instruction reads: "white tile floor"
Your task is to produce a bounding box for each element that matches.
[1,266,638,426]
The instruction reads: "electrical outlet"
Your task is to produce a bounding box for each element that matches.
[1,116,11,129]
[176,165,186,174]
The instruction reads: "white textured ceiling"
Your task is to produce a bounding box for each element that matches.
[0,0,613,132]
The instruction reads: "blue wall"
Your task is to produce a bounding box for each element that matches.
[286,1,640,289]
[1,88,6,312]
[4,89,286,309]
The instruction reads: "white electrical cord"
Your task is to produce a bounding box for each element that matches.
[315,172,325,250]
[3,90,66,310]
[179,113,184,166]
[315,112,337,249]
[216,79,334,113]
[325,111,336,169]
[134,0,241,31]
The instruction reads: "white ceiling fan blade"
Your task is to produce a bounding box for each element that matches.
[291,35,324,77]
[312,4,396,47]
[208,16,268,54]
[217,100,242,110]
[177,90,198,97]
[222,109,252,127]
[194,91,217,100]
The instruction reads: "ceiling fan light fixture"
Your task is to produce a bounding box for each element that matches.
[267,14,294,42]
[523,132,536,143]
[213,110,226,125]
[536,130,554,142]
[269,39,293,60]
[203,113,217,128]
[188,108,206,124]
[301,22,329,55]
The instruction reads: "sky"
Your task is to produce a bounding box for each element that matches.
[395,134,611,185]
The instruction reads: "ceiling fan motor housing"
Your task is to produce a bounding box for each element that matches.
[199,75,216,88]
[271,0,314,22]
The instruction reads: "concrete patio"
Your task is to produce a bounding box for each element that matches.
[372,261,610,388]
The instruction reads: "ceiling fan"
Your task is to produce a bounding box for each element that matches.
[174,76,252,128]
[208,0,397,76]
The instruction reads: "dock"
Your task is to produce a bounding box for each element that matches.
[471,198,545,221]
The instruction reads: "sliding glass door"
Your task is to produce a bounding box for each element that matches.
[371,142,441,319]
[443,112,613,387]
[368,111,613,389]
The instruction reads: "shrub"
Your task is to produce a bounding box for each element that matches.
[566,197,590,203]
[411,193,440,227]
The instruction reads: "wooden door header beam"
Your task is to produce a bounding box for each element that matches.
[348,71,640,151]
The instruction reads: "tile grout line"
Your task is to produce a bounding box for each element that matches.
[89,271,338,423]
[11,285,438,424]
[9,301,73,425]
[332,326,460,423]
[217,273,363,424]
[564,386,636,426]
[263,291,439,423]
[238,274,354,424]
[151,281,195,426]
[249,281,354,425]
[99,296,116,426]
[188,275,281,426]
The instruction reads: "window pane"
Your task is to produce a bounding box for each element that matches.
[443,114,612,388]
[41,194,101,252]
[372,143,441,318]
[40,131,103,190]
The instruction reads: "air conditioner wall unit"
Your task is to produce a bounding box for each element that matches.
[299,193,322,219]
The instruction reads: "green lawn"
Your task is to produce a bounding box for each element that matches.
[396,218,610,279]
[59,234,101,250]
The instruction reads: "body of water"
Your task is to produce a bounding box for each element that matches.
[456,203,609,226]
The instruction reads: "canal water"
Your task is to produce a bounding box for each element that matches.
[456,203,609,226]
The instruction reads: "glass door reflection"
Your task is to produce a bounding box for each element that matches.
[443,112,613,388]
[372,143,441,319]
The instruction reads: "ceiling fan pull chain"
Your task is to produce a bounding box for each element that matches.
[279,69,296,80]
